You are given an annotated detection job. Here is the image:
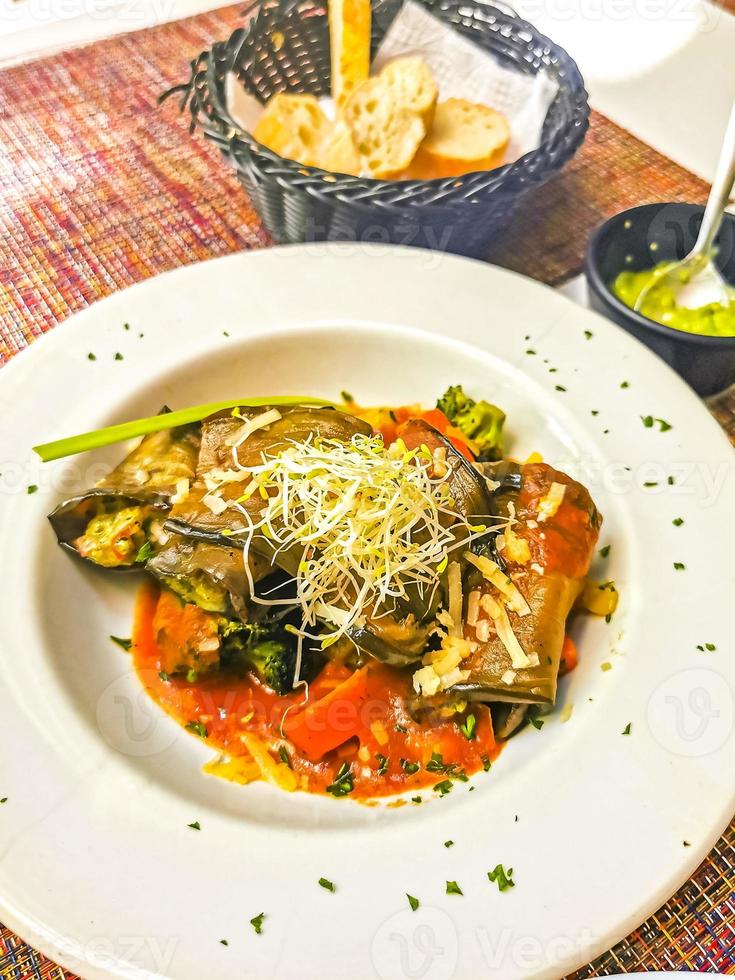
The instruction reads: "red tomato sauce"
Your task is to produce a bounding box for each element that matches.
[132,583,501,800]
[514,463,600,579]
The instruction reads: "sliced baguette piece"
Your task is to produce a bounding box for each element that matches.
[380,56,438,128]
[343,76,426,179]
[320,119,364,176]
[329,0,371,109]
[253,93,331,167]
[404,98,510,180]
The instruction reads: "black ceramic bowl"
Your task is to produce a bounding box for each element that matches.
[585,202,735,396]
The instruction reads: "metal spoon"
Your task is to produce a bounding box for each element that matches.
[634,99,735,313]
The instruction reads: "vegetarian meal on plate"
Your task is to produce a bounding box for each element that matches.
[249,0,511,179]
[43,386,616,801]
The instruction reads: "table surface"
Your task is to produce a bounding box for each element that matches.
[0,4,733,978]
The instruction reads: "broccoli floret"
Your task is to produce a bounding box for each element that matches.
[437,385,506,461]
[247,639,297,696]
[436,385,473,420]
[218,618,320,695]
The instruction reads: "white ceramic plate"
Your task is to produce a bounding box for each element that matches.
[1,244,733,980]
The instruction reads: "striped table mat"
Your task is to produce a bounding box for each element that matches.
[0,5,733,978]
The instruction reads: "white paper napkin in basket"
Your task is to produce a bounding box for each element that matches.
[227,0,558,165]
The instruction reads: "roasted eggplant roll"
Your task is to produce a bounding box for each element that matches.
[451,461,602,706]
[48,422,200,569]
[166,405,372,548]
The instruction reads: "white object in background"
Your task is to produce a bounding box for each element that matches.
[227,0,559,165]
[513,0,735,185]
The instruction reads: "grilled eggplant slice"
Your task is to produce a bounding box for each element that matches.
[166,405,372,546]
[452,462,601,707]
[48,421,200,570]
[147,536,272,618]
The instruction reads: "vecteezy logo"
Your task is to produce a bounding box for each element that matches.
[371,906,458,980]
[647,668,734,757]
[96,671,179,757]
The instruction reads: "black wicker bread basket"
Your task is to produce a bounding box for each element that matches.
[164,0,589,257]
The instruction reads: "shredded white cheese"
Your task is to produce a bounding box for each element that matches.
[479,593,531,669]
[501,669,517,685]
[413,635,472,697]
[447,562,463,638]
[171,478,190,504]
[537,481,566,522]
[464,552,531,617]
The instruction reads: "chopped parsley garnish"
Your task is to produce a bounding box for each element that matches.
[123,322,130,331]
[219,939,229,946]
[325,762,354,797]
[487,864,515,892]
[426,752,464,777]
[250,912,265,934]
[605,613,612,623]
[318,877,335,892]
[407,894,419,911]
[673,517,684,526]
[601,661,612,672]
[222,330,230,337]
[683,840,691,847]
[158,670,170,682]
[135,541,154,563]
[643,481,658,487]
[340,390,354,403]
[525,349,536,355]
[591,410,599,416]
[185,720,208,738]
[110,635,132,652]
[599,544,611,558]
[114,352,124,361]
[278,746,291,768]
[433,780,453,797]
[187,820,201,830]
[0,797,7,804]
[186,668,198,683]
[673,562,686,571]
[375,753,389,775]
[444,840,454,848]
[620,380,629,388]
[642,415,672,431]
[555,385,567,392]
[411,795,422,804]
[27,484,38,494]
[584,330,593,339]
[459,714,477,740]
[400,758,420,775]
[668,475,675,485]
[696,643,716,652]
[528,716,544,730]
[482,755,492,772]
[622,723,632,735]
[87,352,96,361]
[445,881,463,896]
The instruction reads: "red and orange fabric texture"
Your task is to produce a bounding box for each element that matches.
[0,4,733,977]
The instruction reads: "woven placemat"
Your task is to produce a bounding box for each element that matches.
[0,5,733,979]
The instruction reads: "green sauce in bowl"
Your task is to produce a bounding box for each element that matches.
[612,262,735,337]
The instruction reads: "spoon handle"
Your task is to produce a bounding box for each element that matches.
[693,98,735,256]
